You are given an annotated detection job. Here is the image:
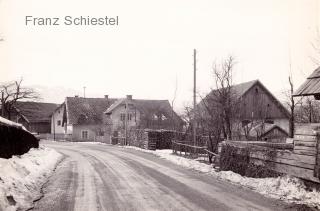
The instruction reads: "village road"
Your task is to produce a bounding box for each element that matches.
[32,141,298,211]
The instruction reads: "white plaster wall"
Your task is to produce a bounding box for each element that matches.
[51,105,65,134]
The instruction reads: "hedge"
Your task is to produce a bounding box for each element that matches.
[0,125,39,159]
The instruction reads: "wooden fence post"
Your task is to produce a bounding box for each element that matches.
[315,133,320,179]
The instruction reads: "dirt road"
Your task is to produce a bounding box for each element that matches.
[32,141,299,211]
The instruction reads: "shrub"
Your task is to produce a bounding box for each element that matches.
[219,143,282,178]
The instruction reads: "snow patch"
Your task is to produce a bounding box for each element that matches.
[0,117,27,131]
[0,146,62,211]
[124,146,320,209]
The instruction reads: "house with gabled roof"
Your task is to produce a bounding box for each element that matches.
[51,95,183,143]
[198,80,290,140]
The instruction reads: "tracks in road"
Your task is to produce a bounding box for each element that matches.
[32,142,294,211]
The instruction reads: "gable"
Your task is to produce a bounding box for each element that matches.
[240,83,289,119]
[198,80,290,120]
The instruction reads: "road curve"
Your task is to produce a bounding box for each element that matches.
[32,141,296,211]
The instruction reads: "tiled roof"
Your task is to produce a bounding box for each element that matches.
[294,66,320,96]
[14,101,59,123]
[133,99,181,121]
[66,97,116,125]
[65,97,183,125]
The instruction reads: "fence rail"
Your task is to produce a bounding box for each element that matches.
[172,141,217,162]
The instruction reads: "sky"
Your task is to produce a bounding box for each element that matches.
[0,0,319,113]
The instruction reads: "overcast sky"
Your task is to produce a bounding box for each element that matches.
[0,0,319,112]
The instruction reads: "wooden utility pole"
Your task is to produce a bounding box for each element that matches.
[1,91,4,117]
[125,99,128,145]
[193,49,197,146]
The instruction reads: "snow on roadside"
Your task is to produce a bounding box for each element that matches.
[0,146,62,211]
[124,146,320,209]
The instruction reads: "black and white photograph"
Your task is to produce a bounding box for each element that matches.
[1,0,320,210]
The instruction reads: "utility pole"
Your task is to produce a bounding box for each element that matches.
[193,49,197,147]
[1,91,4,117]
[83,86,86,98]
[125,99,128,145]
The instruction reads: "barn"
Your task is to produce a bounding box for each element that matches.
[198,80,290,141]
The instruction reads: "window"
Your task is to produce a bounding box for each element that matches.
[82,130,88,139]
[120,113,125,121]
[128,113,132,121]
[57,120,61,126]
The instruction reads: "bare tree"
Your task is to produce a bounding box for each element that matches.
[211,56,237,139]
[0,78,40,120]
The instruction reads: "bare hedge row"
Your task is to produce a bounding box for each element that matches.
[0,125,39,159]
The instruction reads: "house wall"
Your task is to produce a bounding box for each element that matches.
[51,105,65,134]
[72,124,107,142]
[107,104,141,135]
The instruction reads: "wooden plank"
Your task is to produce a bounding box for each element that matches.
[251,159,320,183]
[294,140,317,147]
[250,153,314,169]
[294,127,318,136]
[294,135,318,142]
[293,149,317,156]
[294,145,317,153]
[250,150,316,165]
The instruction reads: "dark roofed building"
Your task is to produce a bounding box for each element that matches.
[12,101,59,133]
[52,95,183,143]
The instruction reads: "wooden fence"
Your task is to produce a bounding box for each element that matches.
[219,124,320,183]
[172,141,218,162]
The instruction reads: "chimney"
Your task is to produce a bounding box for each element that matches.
[104,95,109,100]
[126,95,132,100]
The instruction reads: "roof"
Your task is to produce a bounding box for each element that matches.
[133,99,181,120]
[248,123,288,137]
[14,101,59,123]
[294,66,320,96]
[65,97,116,125]
[106,98,183,122]
[201,80,258,103]
[105,98,127,114]
[200,80,290,118]
[230,80,259,97]
[64,97,183,125]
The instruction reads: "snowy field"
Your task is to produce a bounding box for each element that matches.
[0,146,62,211]
[124,146,320,209]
